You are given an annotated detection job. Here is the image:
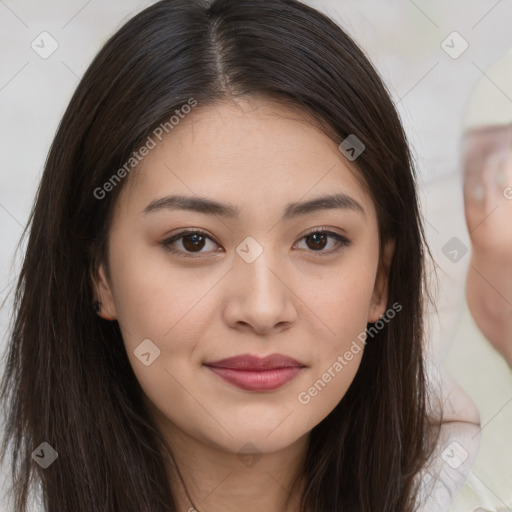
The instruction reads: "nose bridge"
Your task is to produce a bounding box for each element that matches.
[234,234,284,295]
[225,234,296,331]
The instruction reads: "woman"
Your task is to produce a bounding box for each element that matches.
[0,0,479,511]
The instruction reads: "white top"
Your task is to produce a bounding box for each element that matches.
[415,358,482,511]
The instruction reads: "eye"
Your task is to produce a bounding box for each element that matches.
[160,230,221,258]
[160,228,351,259]
[295,228,351,254]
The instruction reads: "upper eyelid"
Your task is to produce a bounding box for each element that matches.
[167,226,348,241]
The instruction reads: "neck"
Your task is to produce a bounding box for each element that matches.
[149,408,310,512]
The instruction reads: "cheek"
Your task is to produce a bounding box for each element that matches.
[113,252,215,432]
[293,290,368,431]
[299,253,377,344]
[291,254,377,413]
[110,239,219,342]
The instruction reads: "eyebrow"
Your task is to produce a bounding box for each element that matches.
[143,193,365,220]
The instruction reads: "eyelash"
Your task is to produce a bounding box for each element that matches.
[160,228,351,259]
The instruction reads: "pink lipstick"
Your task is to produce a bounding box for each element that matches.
[204,353,305,391]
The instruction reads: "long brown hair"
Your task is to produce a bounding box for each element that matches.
[0,0,439,510]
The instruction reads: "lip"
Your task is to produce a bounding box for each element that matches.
[204,353,306,391]
[204,353,305,370]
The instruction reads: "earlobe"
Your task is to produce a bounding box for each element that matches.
[91,263,117,321]
[368,238,396,323]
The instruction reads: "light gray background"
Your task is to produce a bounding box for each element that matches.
[1,1,511,510]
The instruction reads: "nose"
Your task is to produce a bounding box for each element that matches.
[222,243,298,335]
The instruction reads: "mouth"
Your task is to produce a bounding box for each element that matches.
[203,353,306,391]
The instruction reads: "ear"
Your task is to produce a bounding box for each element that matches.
[368,238,395,323]
[91,262,117,321]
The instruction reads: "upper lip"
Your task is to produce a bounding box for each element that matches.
[204,353,306,370]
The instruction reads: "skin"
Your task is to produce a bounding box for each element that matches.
[92,95,396,512]
[462,125,512,366]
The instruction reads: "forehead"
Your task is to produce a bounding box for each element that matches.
[121,96,375,220]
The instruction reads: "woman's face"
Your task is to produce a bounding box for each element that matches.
[95,96,392,455]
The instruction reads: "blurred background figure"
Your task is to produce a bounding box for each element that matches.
[443,48,512,511]
[461,49,512,366]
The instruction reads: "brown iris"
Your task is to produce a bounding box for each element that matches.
[182,233,206,252]
[305,232,328,251]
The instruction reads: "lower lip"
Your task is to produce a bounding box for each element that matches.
[205,366,304,391]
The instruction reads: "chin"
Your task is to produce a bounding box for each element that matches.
[200,424,309,456]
